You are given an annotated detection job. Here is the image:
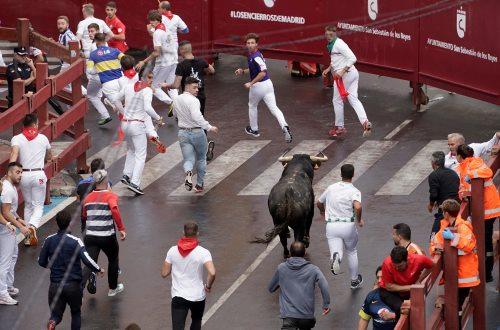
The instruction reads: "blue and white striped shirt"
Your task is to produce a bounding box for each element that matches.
[58,29,77,48]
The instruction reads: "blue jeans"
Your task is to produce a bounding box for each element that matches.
[179,129,207,186]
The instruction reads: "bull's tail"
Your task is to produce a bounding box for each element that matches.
[250,222,289,245]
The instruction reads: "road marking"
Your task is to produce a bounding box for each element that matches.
[314,140,398,194]
[238,140,333,196]
[375,140,448,195]
[88,142,128,164]
[384,119,412,140]
[170,140,271,196]
[113,141,183,196]
[202,236,280,326]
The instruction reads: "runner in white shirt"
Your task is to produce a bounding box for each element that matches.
[0,163,28,305]
[136,10,177,110]
[445,132,500,170]
[322,25,372,138]
[317,163,364,289]
[10,114,51,245]
[77,3,113,58]
[158,1,189,46]
[162,222,216,330]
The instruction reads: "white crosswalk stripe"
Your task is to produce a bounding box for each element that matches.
[170,140,271,196]
[88,142,128,164]
[314,140,398,194]
[238,140,333,196]
[375,140,448,195]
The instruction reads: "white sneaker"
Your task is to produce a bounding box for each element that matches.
[0,293,18,305]
[108,283,124,297]
[7,287,19,297]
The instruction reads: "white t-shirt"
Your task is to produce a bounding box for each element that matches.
[445,133,500,170]
[153,28,176,67]
[165,245,212,301]
[318,181,361,222]
[1,180,19,217]
[11,133,50,169]
[77,17,111,57]
[161,14,188,45]
[329,38,357,73]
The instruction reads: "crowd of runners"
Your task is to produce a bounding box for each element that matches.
[0,1,498,330]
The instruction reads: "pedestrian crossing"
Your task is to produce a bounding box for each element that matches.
[87,138,449,198]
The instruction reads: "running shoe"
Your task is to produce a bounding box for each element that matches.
[167,102,174,117]
[329,126,347,138]
[283,126,292,143]
[98,117,112,126]
[245,126,260,137]
[121,175,131,185]
[194,184,204,193]
[184,171,193,191]
[7,287,19,297]
[47,320,56,330]
[127,183,144,195]
[87,272,97,294]
[330,252,341,275]
[362,120,372,137]
[206,141,215,161]
[0,293,18,305]
[108,283,124,297]
[350,274,364,289]
[28,226,38,246]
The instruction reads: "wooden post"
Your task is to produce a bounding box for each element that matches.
[410,284,426,329]
[470,178,486,330]
[443,237,459,329]
[35,62,49,123]
[12,79,25,135]
[16,18,30,48]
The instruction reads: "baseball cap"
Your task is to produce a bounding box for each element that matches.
[92,169,108,184]
[14,47,28,56]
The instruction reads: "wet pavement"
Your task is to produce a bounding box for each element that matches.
[0,54,499,329]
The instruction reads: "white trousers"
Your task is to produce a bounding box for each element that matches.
[248,79,288,131]
[332,67,368,127]
[326,222,359,280]
[122,122,147,186]
[87,78,110,119]
[0,229,18,295]
[102,79,125,114]
[20,171,47,229]
[152,64,178,104]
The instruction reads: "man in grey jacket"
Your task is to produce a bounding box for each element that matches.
[268,241,331,330]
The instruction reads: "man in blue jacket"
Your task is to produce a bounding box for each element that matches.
[268,241,331,329]
[38,211,104,330]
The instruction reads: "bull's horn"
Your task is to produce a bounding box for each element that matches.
[310,154,328,162]
[278,156,293,162]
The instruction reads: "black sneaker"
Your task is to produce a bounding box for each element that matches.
[98,117,112,126]
[127,183,144,195]
[87,272,97,294]
[330,252,341,275]
[194,184,204,193]
[206,141,215,161]
[245,126,260,137]
[283,126,292,143]
[185,171,193,191]
[350,274,363,289]
[486,273,493,283]
[121,175,131,185]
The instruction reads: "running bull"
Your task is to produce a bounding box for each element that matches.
[252,153,328,258]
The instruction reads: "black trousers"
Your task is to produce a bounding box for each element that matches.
[171,296,205,330]
[485,218,496,279]
[281,317,316,330]
[82,235,119,289]
[48,281,83,330]
[379,288,408,318]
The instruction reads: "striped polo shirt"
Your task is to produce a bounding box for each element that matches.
[87,45,124,84]
[58,29,77,47]
[82,189,125,237]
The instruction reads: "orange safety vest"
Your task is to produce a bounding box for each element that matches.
[458,157,500,220]
[430,216,480,288]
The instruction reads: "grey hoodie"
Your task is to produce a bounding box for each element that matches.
[268,257,330,319]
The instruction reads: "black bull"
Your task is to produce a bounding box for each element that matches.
[252,154,327,258]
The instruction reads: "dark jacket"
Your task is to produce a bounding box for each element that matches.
[428,167,460,205]
[38,230,100,284]
[268,257,330,319]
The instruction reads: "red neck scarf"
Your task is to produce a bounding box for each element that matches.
[134,81,150,92]
[156,23,167,32]
[177,237,199,257]
[123,68,136,79]
[164,11,174,19]
[22,127,38,141]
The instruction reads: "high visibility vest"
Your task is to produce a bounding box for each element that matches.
[430,217,480,288]
[458,157,500,219]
